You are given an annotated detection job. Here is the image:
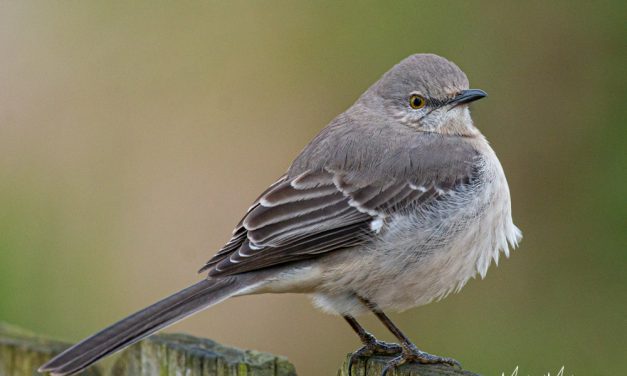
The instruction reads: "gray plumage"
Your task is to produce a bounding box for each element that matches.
[40,53,521,376]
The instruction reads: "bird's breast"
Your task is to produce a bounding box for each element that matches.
[315,150,521,314]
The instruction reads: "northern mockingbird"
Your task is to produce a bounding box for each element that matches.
[40,53,521,376]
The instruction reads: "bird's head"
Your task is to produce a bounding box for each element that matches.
[361,53,487,137]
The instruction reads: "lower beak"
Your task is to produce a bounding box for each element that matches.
[450,89,487,106]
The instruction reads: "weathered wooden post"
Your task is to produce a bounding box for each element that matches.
[0,322,100,376]
[111,332,296,376]
[338,354,481,376]
[1,322,482,375]
[0,322,295,376]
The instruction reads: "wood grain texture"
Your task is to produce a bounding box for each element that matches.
[0,322,101,376]
[338,354,481,376]
[2,321,480,375]
[110,332,296,376]
[1,322,296,376]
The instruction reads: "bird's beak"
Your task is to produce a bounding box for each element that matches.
[450,89,487,106]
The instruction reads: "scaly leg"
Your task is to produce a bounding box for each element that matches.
[358,297,461,376]
[343,315,402,376]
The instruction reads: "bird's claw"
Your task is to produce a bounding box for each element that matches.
[380,344,461,376]
[347,335,402,376]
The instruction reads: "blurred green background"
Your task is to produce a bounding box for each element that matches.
[1,2,625,375]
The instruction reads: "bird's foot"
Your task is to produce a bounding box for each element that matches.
[348,333,401,376]
[380,343,461,376]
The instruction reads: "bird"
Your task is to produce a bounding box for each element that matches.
[39,53,521,376]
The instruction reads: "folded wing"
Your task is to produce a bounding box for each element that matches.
[199,168,471,277]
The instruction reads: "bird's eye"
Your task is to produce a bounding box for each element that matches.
[409,94,426,109]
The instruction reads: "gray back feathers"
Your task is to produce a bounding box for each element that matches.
[202,54,483,277]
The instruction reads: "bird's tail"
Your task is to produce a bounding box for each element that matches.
[39,277,244,376]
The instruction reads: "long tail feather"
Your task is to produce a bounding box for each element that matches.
[39,277,242,375]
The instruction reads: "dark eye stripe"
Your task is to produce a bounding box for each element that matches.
[426,98,447,107]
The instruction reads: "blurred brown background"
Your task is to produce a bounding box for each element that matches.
[0,2,625,375]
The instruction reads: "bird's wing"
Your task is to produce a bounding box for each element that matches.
[200,166,475,277]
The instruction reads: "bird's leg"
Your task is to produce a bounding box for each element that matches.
[358,297,461,376]
[343,315,402,375]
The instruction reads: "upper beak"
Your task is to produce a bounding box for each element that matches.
[450,89,487,106]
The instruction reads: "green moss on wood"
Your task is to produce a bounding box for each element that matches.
[110,332,297,376]
[2,321,482,376]
[1,322,296,375]
[0,322,101,376]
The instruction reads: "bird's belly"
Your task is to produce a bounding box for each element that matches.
[312,176,518,316]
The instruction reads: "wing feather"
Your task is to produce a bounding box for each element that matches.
[200,164,476,277]
[244,191,346,230]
